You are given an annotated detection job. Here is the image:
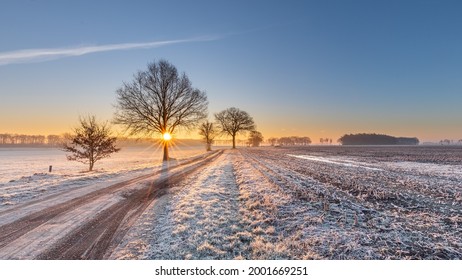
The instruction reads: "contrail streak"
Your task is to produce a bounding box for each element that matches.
[0,36,218,66]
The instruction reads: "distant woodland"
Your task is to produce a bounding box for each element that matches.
[338,133,419,145]
[5,133,462,147]
[0,133,202,147]
[0,133,63,146]
[267,136,312,146]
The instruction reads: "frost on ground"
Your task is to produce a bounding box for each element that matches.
[112,150,248,259]
[112,147,461,260]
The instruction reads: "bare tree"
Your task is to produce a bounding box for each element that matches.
[268,137,277,146]
[247,130,264,147]
[214,107,255,149]
[63,116,120,171]
[114,60,207,161]
[198,120,216,151]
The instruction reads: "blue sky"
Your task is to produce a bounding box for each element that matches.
[1,0,461,142]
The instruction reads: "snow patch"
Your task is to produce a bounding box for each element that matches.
[287,154,383,171]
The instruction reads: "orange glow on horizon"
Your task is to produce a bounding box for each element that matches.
[1,119,459,143]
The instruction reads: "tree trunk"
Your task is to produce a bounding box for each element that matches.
[163,142,169,161]
[232,135,236,149]
[89,161,94,171]
[206,143,211,151]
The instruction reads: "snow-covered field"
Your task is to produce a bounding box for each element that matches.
[0,145,205,209]
[111,146,462,260]
[1,145,461,259]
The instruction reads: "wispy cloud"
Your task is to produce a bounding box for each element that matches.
[0,36,218,66]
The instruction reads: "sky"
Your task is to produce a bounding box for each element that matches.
[0,0,461,143]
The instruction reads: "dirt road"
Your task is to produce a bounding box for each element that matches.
[0,150,222,259]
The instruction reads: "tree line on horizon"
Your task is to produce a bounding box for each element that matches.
[4,132,462,148]
[0,133,63,146]
[338,133,420,145]
[0,133,189,146]
[438,139,462,145]
[267,136,312,146]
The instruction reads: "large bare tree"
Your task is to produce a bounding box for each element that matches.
[114,60,208,161]
[214,107,255,149]
[63,116,120,171]
[198,120,216,151]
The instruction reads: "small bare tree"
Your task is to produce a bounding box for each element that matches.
[63,116,120,171]
[198,121,216,151]
[113,60,208,161]
[247,130,264,147]
[214,107,255,149]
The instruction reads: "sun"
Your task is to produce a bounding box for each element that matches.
[162,132,172,141]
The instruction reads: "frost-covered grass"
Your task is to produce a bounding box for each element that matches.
[112,146,461,260]
[112,151,247,259]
